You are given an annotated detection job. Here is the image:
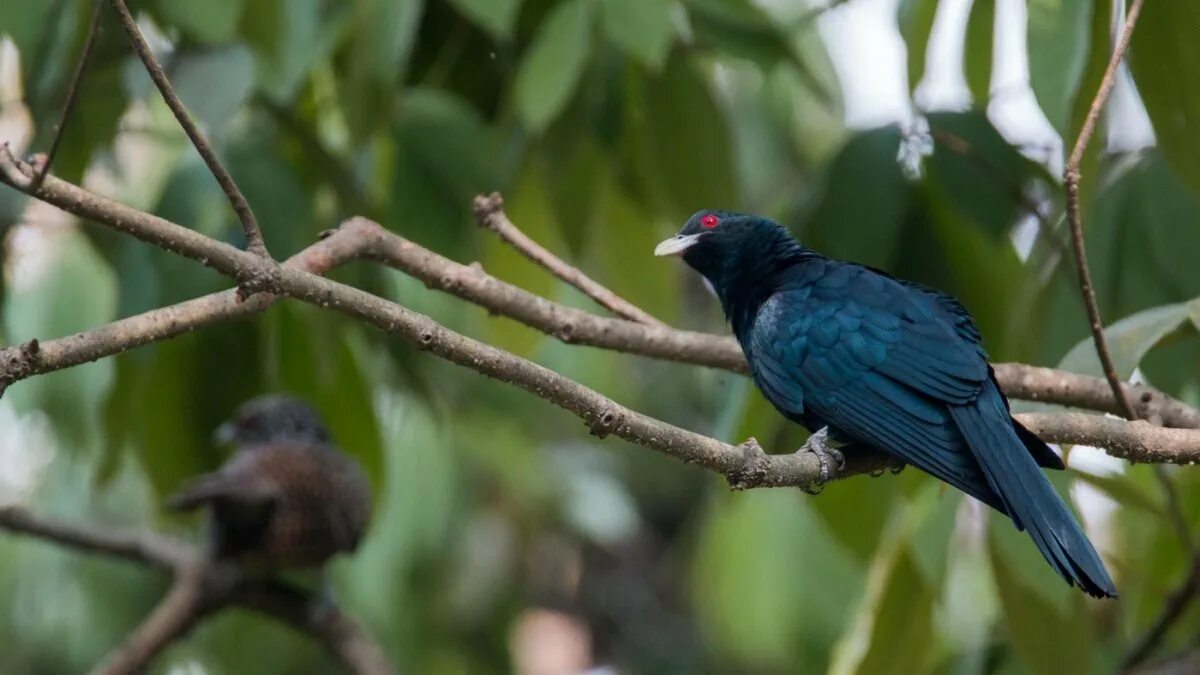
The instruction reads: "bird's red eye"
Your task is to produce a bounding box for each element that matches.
[700,214,719,229]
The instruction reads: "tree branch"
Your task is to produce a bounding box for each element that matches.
[0,507,395,675]
[1063,0,1146,421]
[89,560,220,675]
[1,158,1198,476]
[107,0,271,264]
[1058,0,1198,663]
[473,192,666,327]
[30,0,103,190]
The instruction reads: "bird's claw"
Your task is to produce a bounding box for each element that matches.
[796,427,844,495]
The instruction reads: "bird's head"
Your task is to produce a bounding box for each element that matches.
[654,210,801,292]
[215,395,332,447]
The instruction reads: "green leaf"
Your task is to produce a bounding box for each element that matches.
[1128,2,1200,195]
[512,0,595,133]
[171,46,257,131]
[798,125,910,268]
[990,522,1095,675]
[154,0,245,43]
[637,54,737,218]
[963,0,994,105]
[1058,301,1194,379]
[684,0,790,68]
[338,0,424,141]
[828,505,937,675]
[3,224,117,446]
[601,0,672,70]
[447,0,522,41]
[1027,0,1092,136]
[925,111,1048,237]
[263,305,385,484]
[691,491,863,669]
[240,0,350,100]
[1086,152,1200,319]
[1074,470,1163,516]
[396,88,497,204]
[898,0,938,93]
[685,0,834,105]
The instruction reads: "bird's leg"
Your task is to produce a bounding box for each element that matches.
[796,427,844,494]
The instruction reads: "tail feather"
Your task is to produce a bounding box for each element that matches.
[164,474,230,512]
[950,383,1117,598]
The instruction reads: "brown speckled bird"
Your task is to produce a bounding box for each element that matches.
[166,396,373,570]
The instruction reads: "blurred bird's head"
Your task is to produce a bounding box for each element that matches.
[215,395,332,447]
[654,210,803,295]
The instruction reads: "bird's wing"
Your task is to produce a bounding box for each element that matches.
[748,266,999,506]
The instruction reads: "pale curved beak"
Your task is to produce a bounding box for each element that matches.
[654,233,702,257]
[213,422,236,446]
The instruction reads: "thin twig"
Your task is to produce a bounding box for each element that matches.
[473,192,667,327]
[30,0,103,189]
[107,0,272,264]
[0,505,191,570]
[1062,0,1146,421]
[1058,0,1200,664]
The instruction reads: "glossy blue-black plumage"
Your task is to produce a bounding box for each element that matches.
[666,211,1116,598]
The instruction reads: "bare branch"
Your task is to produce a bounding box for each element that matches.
[1058,1,1198,661]
[0,159,1198,476]
[89,561,219,675]
[473,192,667,327]
[107,0,271,264]
[0,208,370,391]
[0,508,396,675]
[30,0,104,190]
[0,505,189,571]
[1014,414,1200,465]
[997,364,1200,429]
[1063,0,1146,421]
[238,581,397,675]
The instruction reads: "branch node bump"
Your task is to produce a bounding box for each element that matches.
[588,407,621,438]
[727,438,769,490]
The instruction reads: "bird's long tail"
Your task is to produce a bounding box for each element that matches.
[950,383,1117,598]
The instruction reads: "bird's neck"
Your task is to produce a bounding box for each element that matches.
[710,232,812,335]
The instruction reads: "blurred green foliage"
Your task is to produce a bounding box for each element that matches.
[2,1,1200,673]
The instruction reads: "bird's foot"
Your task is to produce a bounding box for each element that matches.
[796,427,844,495]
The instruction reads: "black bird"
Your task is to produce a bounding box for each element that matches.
[656,211,1117,598]
[166,395,373,569]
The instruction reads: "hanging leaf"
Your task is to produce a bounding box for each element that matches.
[897,0,938,93]
[601,0,672,70]
[512,0,595,133]
[637,54,737,218]
[963,0,994,106]
[925,111,1050,238]
[1058,301,1195,379]
[1128,2,1200,195]
[990,521,1096,675]
[798,125,910,268]
[171,46,257,132]
[447,0,522,41]
[1086,152,1200,319]
[3,223,118,446]
[154,0,245,43]
[1027,0,1092,136]
[337,0,424,141]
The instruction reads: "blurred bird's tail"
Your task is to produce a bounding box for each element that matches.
[164,474,228,512]
[950,383,1118,598]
